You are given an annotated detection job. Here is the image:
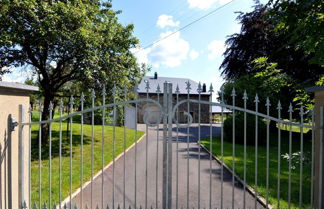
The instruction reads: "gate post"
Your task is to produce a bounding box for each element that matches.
[18,105,25,208]
[307,86,324,209]
[163,82,173,209]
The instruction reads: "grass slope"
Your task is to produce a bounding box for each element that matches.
[201,132,312,209]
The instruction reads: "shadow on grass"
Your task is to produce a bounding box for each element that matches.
[30,129,92,161]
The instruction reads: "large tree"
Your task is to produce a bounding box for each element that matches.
[220,4,322,84]
[268,0,324,66]
[0,0,146,142]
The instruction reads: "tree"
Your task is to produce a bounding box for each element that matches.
[0,0,146,142]
[219,57,294,118]
[268,0,324,66]
[220,4,322,84]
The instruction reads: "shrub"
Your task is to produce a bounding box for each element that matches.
[223,111,267,145]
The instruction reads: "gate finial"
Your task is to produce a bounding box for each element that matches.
[37,100,43,113]
[231,88,236,97]
[102,85,106,96]
[197,82,202,94]
[243,90,248,101]
[112,85,117,95]
[69,96,74,108]
[254,94,260,104]
[145,80,150,92]
[288,103,294,113]
[265,97,271,108]
[49,101,54,112]
[80,92,85,103]
[42,202,47,209]
[90,89,96,99]
[33,202,38,209]
[175,84,180,94]
[185,80,191,93]
[209,83,214,93]
[156,84,161,94]
[300,106,304,116]
[277,101,282,110]
[59,99,64,112]
[21,201,27,209]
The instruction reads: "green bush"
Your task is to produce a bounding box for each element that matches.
[223,111,267,145]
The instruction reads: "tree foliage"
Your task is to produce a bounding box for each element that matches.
[0,0,146,142]
[220,4,323,84]
[268,0,324,66]
[220,57,294,118]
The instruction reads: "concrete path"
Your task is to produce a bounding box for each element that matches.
[71,124,264,209]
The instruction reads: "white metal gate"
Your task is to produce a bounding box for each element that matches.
[2,81,322,209]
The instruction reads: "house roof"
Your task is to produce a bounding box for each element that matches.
[0,81,39,92]
[212,106,232,114]
[137,75,211,95]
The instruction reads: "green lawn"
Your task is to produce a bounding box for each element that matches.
[201,131,312,209]
[30,111,144,207]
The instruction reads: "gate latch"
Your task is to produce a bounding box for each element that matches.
[10,118,18,131]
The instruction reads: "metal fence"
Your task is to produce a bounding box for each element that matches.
[2,81,321,209]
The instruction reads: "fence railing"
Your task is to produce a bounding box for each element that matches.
[1,81,322,209]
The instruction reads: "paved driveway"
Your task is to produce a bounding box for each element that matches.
[72,123,264,209]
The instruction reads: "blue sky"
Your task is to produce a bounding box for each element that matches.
[3,0,266,97]
[112,0,266,96]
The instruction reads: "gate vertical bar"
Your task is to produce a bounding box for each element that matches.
[185,81,191,209]
[112,86,116,209]
[277,101,282,209]
[91,90,95,209]
[254,94,259,209]
[123,87,127,209]
[208,84,214,209]
[80,93,85,209]
[145,82,150,209]
[134,85,138,209]
[69,96,74,209]
[163,82,172,209]
[231,88,236,209]
[102,87,106,209]
[311,109,314,207]
[243,91,248,209]
[319,106,323,209]
[59,100,63,209]
[49,102,53,208]
[28,105,32,209]
[38,102,42,209]
[288,103,293,209]
[175,85,180,209]
[156,84,161,209]
[265,98,271,208]
[299,106,304,208]
[197,83,202,209]
[167,83,173,209]
[18,105,25,208]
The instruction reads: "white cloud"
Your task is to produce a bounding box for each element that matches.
[131,47,151,65]
[187,0,232,9]
[148,31,190,67]
[207,40,225,59]
[156,15,180,28]
[1,67,35,83]
[189,49,199,60]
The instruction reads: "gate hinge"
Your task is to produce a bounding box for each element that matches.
[10,117,18,131]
